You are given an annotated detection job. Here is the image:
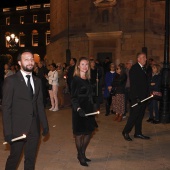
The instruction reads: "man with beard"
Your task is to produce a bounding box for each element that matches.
[2,49,49,170]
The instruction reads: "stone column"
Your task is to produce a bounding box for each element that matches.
[115,38,121,65]
[88,40,94,57]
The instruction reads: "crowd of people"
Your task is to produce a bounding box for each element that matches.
[0,49,163,168]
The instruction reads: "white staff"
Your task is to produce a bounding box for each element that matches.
[85,111,100,116]
[3,134,26,145]
[131,95,154,108]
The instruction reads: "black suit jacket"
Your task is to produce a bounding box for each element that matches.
[129,63,149,104]
[2,71,49,137]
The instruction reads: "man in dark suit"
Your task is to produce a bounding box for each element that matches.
[2,49,49,170]
[122,52,150,141]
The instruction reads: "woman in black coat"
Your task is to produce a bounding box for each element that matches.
[71,57,98,167]
[112,63,127,122]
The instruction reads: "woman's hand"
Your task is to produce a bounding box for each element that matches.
[108,86,112,92]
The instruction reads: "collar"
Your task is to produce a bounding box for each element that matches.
[138,62,143,68]
[20,70,32,77]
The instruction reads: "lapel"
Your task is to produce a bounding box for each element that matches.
[16,71,38,101]
[32,75,38,100]
[16,71,31,99]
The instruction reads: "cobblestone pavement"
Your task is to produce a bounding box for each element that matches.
[0,103,170,170]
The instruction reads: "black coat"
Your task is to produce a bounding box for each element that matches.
[129,63,149,104]
[71,76,97,135]
[2,71,49,137]
[111,73,127,94]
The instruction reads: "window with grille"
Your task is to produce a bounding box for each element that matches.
[19,33,25,47]
[6,17,10,25]
[46,31,50,45]
[32,33,38,46]
[46,14,50,22]
[20,16,24,24]
[33,15,37,23]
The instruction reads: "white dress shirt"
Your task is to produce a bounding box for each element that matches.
[20,70,35,93]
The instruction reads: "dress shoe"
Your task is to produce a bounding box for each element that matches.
[134,134,150,139]
[77,155,88,166]
[152,120,160,124]
[146,118,153,122]
[122,132,132,141]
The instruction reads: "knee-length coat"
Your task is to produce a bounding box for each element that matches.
[71,76,98,135]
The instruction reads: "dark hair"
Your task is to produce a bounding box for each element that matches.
[136,52,146,58]
[71,58,77,64]
[50,63,57,68]
[118,63,126,75]
[17,49,34,61]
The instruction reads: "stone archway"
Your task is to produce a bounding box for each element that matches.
[86,31,122,64]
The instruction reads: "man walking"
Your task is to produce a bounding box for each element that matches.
[2,49,49,170]
[122,52,150,141]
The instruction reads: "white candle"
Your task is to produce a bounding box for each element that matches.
[131,95,154,108]
[3,134,26,145]
[85,111,100,116]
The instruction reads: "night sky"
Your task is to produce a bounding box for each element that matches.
[1,0,50,8]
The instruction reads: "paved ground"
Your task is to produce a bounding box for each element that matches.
[0,101,170,170]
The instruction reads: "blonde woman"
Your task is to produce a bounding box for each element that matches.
[71,57,98,167]
[46,63,59,111]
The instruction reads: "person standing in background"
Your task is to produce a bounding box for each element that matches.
[104,63,116,116]
[67,58,77,93]
[57,63,66,108]
[123,60,133,119]
[45,63,59,112]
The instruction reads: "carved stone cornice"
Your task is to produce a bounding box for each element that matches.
[93,0,117,7]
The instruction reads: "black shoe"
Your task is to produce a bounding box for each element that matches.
[77,155,88,166]
[146,118,153,122]
[134,134,150,139]
[152,120,160,124]
[122,132,132,141]
[105,113,109,116]
[85,157,91,162]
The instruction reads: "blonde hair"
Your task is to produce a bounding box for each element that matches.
[73,57,91,80]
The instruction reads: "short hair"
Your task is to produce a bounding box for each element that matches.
[50,63,57,68]
[136,52,146,58]
[71,58,77,64]
[17,49,34,61]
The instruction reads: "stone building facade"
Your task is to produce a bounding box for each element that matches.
[47,0,165,65]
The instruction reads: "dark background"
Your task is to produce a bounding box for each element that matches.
[1,0,50,8]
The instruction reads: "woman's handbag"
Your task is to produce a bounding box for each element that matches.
[110,87,116,96]
[48,84,52,90]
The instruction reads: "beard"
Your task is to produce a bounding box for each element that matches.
[21,64,34,72]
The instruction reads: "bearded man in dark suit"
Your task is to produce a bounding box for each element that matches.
[2,49,49,170]
[122,52,150,141]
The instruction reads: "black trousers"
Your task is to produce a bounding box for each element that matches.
[5,117,40,170]
[123,103,147,135]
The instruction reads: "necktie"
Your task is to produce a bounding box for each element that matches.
[142,67,146,73]
[26,75,33,98]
